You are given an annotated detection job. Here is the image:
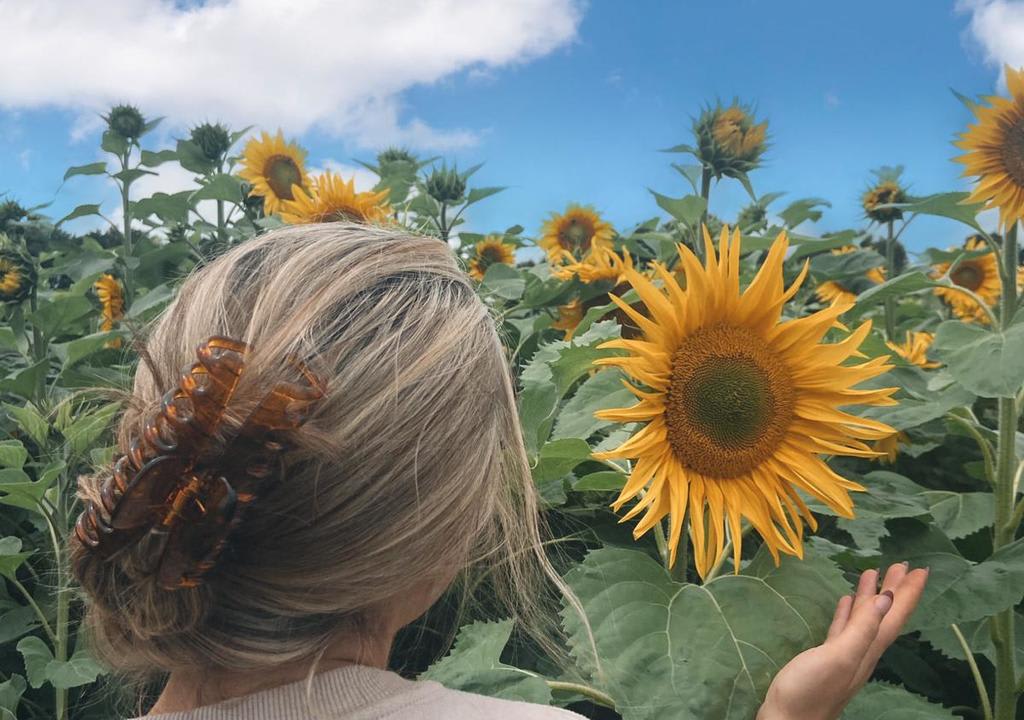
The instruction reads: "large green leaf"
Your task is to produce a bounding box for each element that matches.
[480,263,525,301]
[841,681,957,719]
[552,369,633,441]
[0,537,31,579]
[855,271,942,309]
[899,192,985,232]
[0,441,27,470]
[16,637,51,689]
[191,173,244,203]
[920,491,994,540]
[0,675,25,719]
[920,613,1024,670]
[932,320,1024,398]
[880,519,1024,631]
[63,162,107,181]
[561,546,848,720]
[650,190,706,227]
[518,321,620,459]
[421,620,551,705]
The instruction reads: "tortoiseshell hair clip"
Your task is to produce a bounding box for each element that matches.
[74,336,325,590]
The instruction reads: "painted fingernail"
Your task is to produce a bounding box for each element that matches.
[875,590,894,613]
[899,560,910,568]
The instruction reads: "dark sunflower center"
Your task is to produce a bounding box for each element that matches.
[560,219,594,251]
[264,155,302,200]
[951,262,983,291]
[664,324,794,479]
[479,245,505,265]
[1002,117,1024,186]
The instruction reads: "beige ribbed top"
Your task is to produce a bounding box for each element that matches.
[134,665,585,720]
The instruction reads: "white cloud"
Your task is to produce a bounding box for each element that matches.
[960,0,1024,85]
[0,0,582,149]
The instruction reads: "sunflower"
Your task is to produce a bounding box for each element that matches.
[593,226,897,578]
[280,172,391,225]
[468,236,517,281]
[539,205,614,264]
[94,273,124,348]
[814,246,885,305]
[551,300,584,339]
[873,431,909,464]
[932,237,1001,324]
[238,130,310,214]
[862,180,906,224]
[551,243,634,284]
[0,249,34,303]
[955,65,1024,231]
[886,331,940,369]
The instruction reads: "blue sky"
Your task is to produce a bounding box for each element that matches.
[2,1,1022,251]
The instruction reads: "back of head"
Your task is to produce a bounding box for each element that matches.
[72,223,543,673]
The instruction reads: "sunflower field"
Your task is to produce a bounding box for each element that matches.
[2,67,1024,720]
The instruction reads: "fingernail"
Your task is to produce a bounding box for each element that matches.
[874,590,894,613]
[899,560,910,568]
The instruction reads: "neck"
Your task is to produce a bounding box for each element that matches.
[146,629,396,716]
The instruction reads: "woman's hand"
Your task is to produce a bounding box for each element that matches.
[756,562,929,720]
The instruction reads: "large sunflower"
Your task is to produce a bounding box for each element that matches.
[886,330,940,369]
[594,227,897,578]
[280,172,391,225]
[468,235,516,281]
[815,245,885,305]
[955,65,1024,231]
[539,205,614,264]
[932,237,1000,324]
[238,130,310,214]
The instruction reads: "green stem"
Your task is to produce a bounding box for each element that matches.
[992,222,1019,720]
[670,516,689,584]
[952,623,994,720]
[439,203,449,243]
[653,517,670,569]
[216,161,227,244]
[704,522,754,581]
[947,413,997,488]
[28,284,46,402]
[8,577,56,646]
[545,680,615,709]
[884,220,897,341]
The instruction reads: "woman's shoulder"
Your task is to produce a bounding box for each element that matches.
[370,678,587,720]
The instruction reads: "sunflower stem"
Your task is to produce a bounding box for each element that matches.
[670,517,689,584]
[884,220,897,341]
[951,623,994,720]
[992,221,1019,720]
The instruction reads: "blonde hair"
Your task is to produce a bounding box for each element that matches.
[71,223,585,676]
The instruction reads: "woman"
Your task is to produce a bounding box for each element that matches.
[71,224,928,719]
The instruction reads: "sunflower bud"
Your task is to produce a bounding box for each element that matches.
[189,122,232,162]
[424,165,466,204]
[0,200,28,229]
[861,179,907,223]
[104,104,147,141]
[378,146,418,170]
[693,102,768,179]
[0,243,36,304]
[737,203,768,233]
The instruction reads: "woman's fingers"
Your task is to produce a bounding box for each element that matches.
[872,567,929,652]
[827,593,854,640]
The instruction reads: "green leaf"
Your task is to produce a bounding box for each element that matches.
[50,331,120,369]
[920,613,1024,669]
[649,190,706,228]
[465,186,505,207]
[0,536,31,580]
[860,384,975,431]
[533,438,591,484]
[191,173,244,203]
[480,263,524,301]
[0,607,38,645]
[100,130,129,155]
[28,294,94,338]
[932,320,1024,398]
[16,637,52,689]
[562,546,848,720]
[176,139,217,174]
[111,167,157,185]
[45,648,104,689]
[900,192,985,232]
[840,682,957,719]
[921,491,994,539]
[0,675,26,718]
[126,283,175,319]
[778,197,830,228]
[2,403,49,447]
[0,360,49,399]
[881,519,1024,631]
[56,203,102,226]
[63,162,107,181]
[573,470,626,491]
[0,441,27,469]
[63,403,120,456]
[552,369,634,441]
[855,271,942,309]
[810,248,885,279]
[421,620,551,705]
[139,148,177,167]
[133,191,191,225]
[518,322,620,459]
